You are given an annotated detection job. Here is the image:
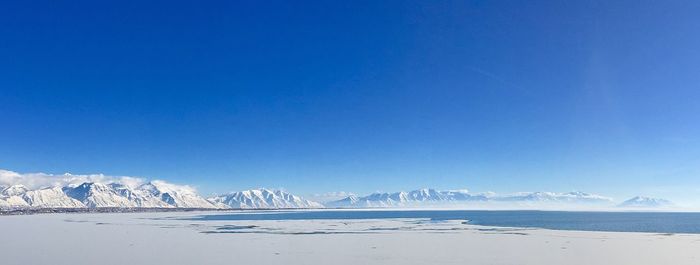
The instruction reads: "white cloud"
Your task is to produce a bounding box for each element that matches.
[118,176,147,189]
[149,180,198,195]
[0,168,146,190]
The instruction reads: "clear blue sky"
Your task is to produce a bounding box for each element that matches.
[1,1,699,202]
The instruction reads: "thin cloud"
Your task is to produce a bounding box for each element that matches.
[0,168,180,191]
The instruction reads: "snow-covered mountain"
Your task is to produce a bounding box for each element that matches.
[326,189,612,208]
[495,191,613,203]
[325,194,362,208]
[0,185,31,208]
[618,196,673,208]
[108,183,173,208]
[21,187,86,208]
[0,179,326,210]
[0,180,217,209]
[138,181,216,208]
[207,188,323,209]
[0,195,30,207]
[2,184,29,197]
[63,182,139,208]
[326,188,491,208]
[0,179,632,211]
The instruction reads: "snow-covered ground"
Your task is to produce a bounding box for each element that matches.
[1,211,698,265]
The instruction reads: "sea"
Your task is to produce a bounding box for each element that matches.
[191,210,700,234]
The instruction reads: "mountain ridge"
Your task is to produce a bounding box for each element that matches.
[207,188,324,209]
[618,196,674,208]
[0,182,322,210]
[325,188,615,208]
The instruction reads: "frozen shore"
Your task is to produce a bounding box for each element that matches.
[1,211,698,265]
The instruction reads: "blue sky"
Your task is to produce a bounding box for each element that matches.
[1,1,700,202]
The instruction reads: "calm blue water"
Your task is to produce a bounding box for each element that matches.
[191,210,700,234]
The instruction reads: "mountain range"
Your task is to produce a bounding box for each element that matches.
[0,182,322,210]
[617,196,674,208]
[208,188,323,209]
[324,189,615,208]
[1,181,673,210]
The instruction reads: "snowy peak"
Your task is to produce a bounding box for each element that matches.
[0,185,30,208]
[0,180,217,209]
[63,182,137,208]
[1,168,326,210]
[0,179,322,210]
[207,188,323,209]
[108,183,172,208]
[139,181,215,208]
[1,185,29,197]
[618,196,673,208]
[498,191,613,203]
[408,188,448,201]
[326,189,613,208]
[22,187,85,208]
[328,188,484,208]
[324,194,360,208]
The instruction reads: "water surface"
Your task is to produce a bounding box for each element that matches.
[189,210,700,234]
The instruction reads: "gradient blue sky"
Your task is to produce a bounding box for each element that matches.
[1,1,700,202]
